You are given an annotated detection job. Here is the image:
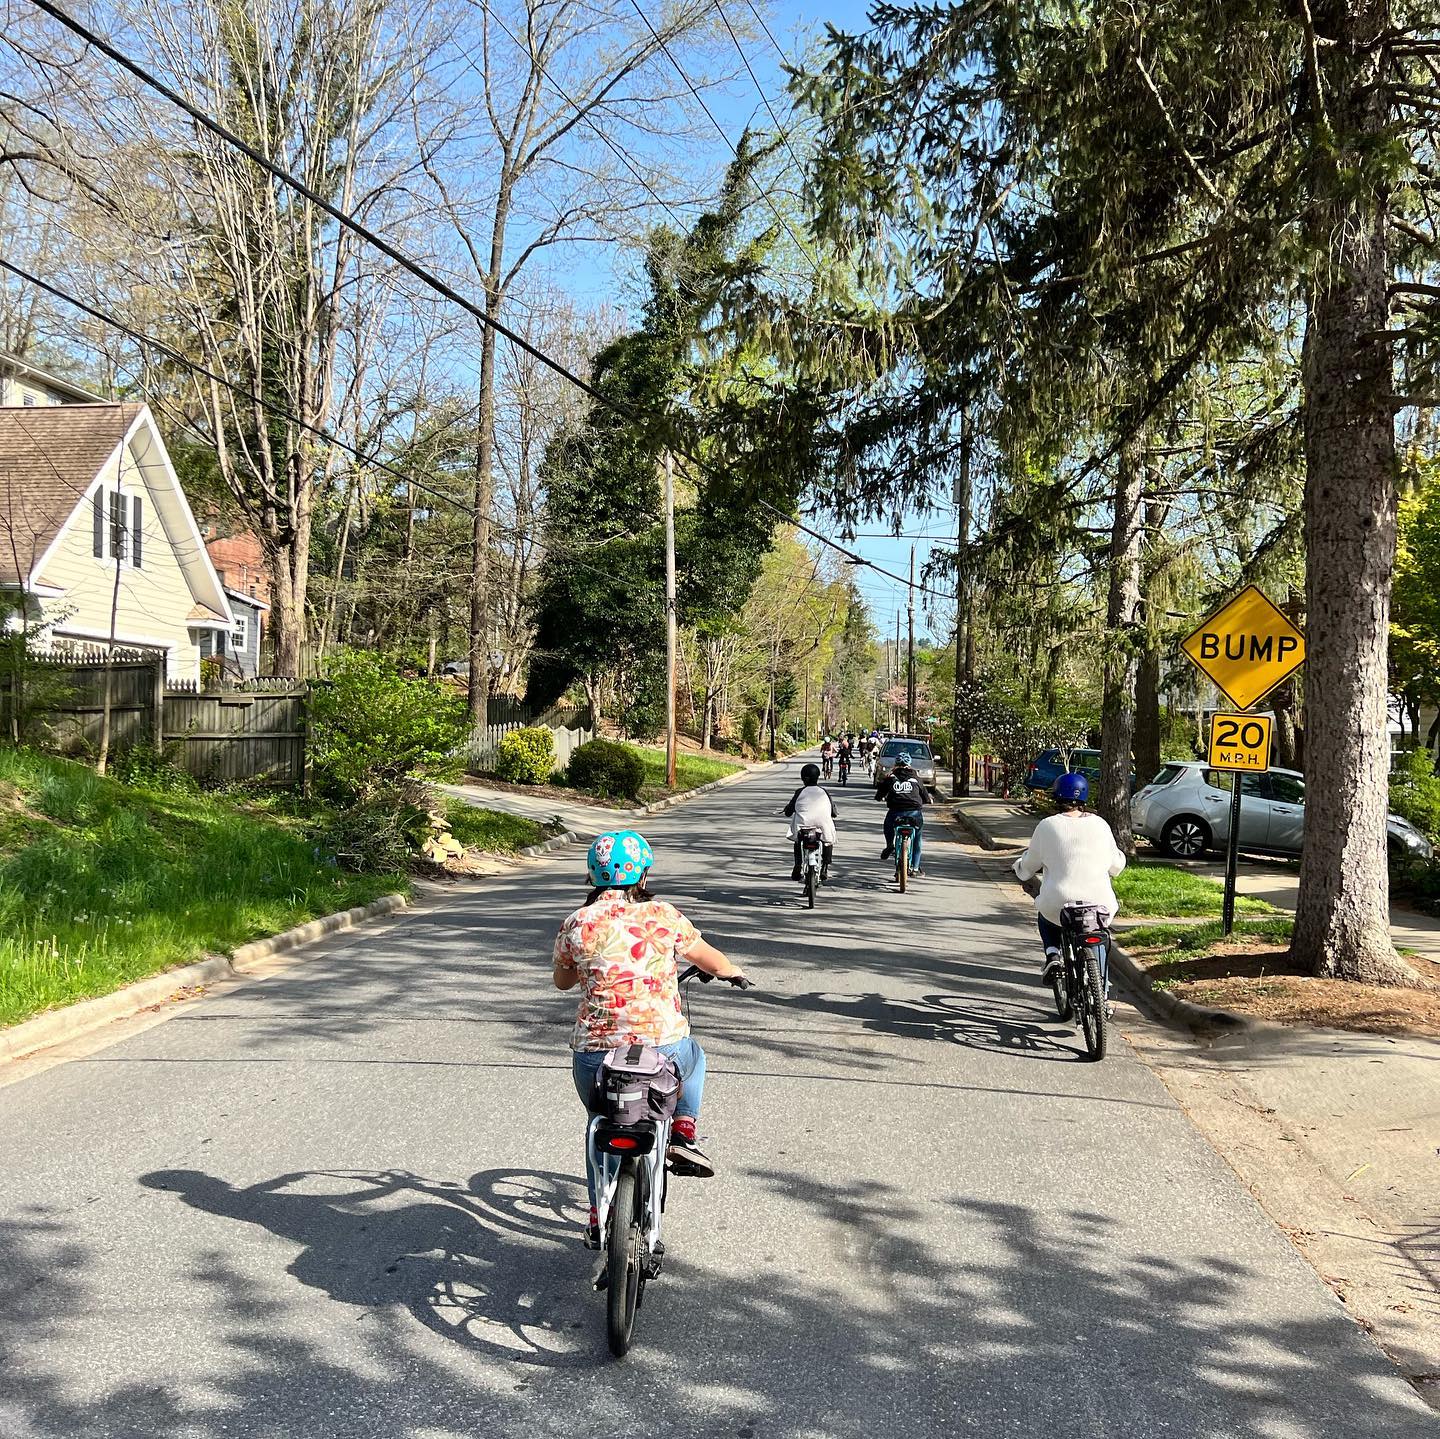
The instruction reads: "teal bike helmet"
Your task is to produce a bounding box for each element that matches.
[587,829,654,887]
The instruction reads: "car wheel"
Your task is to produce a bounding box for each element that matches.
[1160,816,1211,859]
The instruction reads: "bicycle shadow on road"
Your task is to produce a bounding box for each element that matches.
[137,1165,605,1369]
[738,985,1096,1062]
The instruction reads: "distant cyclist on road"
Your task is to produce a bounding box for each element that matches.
[552,830,747,1244]
[1011,773,1126,987]
[783,761,837,883]
[820,735,837,778]
[875,752,929,876]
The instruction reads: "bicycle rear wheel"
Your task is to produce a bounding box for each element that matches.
[805,867,817,909]
[897,843,908,892]
[1080,954,1108,1060]
[606,1166,642,1356]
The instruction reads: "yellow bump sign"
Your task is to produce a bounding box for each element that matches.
[1207,713,1274,773]
[1180,584,1305,711]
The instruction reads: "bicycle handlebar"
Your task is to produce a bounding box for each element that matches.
[678,965,754,990]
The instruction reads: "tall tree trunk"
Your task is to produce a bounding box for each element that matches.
[1133,642,1162,786]
[1272,676,1301,770]
[1292,0,1409,985]
[1098,436,1144,852]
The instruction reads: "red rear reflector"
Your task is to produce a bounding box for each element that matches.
[1084,936,1104,944]
[608,1136,638,1150]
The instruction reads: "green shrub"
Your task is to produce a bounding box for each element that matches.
[1390,747,1440,842]
[494,726,556,785]
[308,649,467,802]
[567,738,645,801]
[111,744,199,795]
[740,712,761,753]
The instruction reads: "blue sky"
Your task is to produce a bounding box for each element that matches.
[553,0,956,641]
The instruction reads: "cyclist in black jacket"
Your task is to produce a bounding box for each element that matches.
[875,755,930,876]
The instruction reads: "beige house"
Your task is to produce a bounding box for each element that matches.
[0,351,104,407]
[0,403,234,681]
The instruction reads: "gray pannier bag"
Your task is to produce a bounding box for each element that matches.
[596,1043,681,1126]
[1059,902,1113,936]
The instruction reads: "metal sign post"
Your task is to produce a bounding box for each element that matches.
[1222,781,1243,936]
[1205,713,1274,937]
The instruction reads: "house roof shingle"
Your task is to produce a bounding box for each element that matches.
[0,403,144,586]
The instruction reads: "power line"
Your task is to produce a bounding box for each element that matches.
[0,256,477,523]
[623,0,824,288]
[711,1,809,189]
[21,0,948,599]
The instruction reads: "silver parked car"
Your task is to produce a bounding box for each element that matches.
[873,737,938,793]
[1131,760,1433,861]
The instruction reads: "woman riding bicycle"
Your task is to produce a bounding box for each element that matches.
[553,830,746,1244]
[1011,773,1126,986]
[784,761,837,882]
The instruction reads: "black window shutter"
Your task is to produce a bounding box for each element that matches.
[92,490,104,557]
[132,495,143,568]
[109,491,126,561]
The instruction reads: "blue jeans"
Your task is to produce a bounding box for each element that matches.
[1038,915,1063,952]
[572,1037,706,1205]
[884,809,924,867]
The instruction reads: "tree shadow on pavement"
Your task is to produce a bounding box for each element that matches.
[4,1163,1436,1438]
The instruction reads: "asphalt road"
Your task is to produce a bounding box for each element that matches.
[1,758,1434,1438]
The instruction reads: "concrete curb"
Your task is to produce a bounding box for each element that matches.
[1,892,409,1066]
[950,805,1004,850]
[519,830,580,858]
[1108,938,1265,1035]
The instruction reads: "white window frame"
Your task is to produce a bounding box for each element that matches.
[229,610,249,653]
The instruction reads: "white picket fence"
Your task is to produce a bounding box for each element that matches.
[465,721,593,773]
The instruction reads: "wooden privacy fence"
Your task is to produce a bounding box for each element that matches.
[5,653,307,786]
[164,678,306,786]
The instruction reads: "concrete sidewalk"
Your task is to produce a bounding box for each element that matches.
[955,793,1440,960]
[443,781,637,838]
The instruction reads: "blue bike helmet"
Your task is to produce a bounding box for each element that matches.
[587,829,654,887]
[1053,771,1090,805]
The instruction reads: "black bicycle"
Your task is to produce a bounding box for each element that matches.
[821,753,835,779]
[797,825,825,908]
[838,754,851,785]
[1048,903,1112,1060]
[892,814,920,891]
[586,967,753,1356]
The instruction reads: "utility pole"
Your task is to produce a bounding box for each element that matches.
[906,547,917,733]
[955,408,973,795]
[663,449,677,788]
[893,611,901,729]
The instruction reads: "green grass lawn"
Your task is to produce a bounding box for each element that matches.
[1114,860,1281,918]
[0,748,403,1030]
[444,799,545,852]
[632,746,743,802]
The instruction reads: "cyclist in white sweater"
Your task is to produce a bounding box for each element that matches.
[1012,771,1126,986]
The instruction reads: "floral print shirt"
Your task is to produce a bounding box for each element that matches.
[554,891,701,1052]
